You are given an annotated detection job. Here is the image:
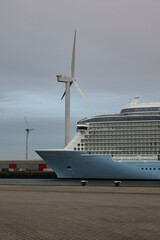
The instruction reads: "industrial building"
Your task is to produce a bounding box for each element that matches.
[0,160,52,172]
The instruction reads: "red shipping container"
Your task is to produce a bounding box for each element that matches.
[9,164,17,169]
[39,164,47,171]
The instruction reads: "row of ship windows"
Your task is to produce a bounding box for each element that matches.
[85,147,159,150]
[90,121,160,127]
[74,148,84,151]
[89,126,160,129]
[76,145,159,152]
[86,132,160,135]
[88,129,160,135]
[85,143,158,147]
[83,139,159,143]
[85,136,160,140]
[86,133,160,136]
[85,149,159,153]
[85,149,159,152]
[140,168,160,171]
[84,143,160,146]
[89,125,160,129]
[85,151,159,155]
[85,148,159,151]
[73,148,160,155]
[74,144,159,151]
[89,120,160,127]
[87,132,160,136]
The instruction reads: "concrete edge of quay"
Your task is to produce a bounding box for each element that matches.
[0,171,57,179]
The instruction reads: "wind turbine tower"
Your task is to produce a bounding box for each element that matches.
[24,117,35,160]
[57,30,91,146]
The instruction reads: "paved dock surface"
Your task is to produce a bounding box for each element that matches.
[0,185,160,240]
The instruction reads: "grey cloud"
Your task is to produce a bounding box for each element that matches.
[0,0,160,98]
[1,0,160,158]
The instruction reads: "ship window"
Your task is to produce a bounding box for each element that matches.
[67,166,71,169]
[74,148,76,151]
[141,168,144,170]
[145,168,148,170]
[153,168,156,170]
[158,168,160,170]
[150,168,152,170]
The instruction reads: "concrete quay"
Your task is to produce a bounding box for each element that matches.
[0,185,160,240]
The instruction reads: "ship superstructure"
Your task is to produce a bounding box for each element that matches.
[65,98,160,161]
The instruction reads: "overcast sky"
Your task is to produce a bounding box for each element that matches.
[0,0,160,159]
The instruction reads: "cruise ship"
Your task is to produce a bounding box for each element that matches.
[36,98,160,179]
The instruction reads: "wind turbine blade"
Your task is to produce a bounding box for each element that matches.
[73,79,91,109]
[61,82,73,100]
[29,128,35,131]
[24,116,29,128]
[71,30,76,78]
[61,91,66,100]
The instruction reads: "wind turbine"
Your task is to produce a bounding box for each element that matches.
[57,30,91,146]
[24,117,35,160]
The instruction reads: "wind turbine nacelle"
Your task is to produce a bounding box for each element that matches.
[56,75,74,83]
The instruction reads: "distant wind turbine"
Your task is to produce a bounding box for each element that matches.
[24,117,35,160]
[57,30,91,146]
